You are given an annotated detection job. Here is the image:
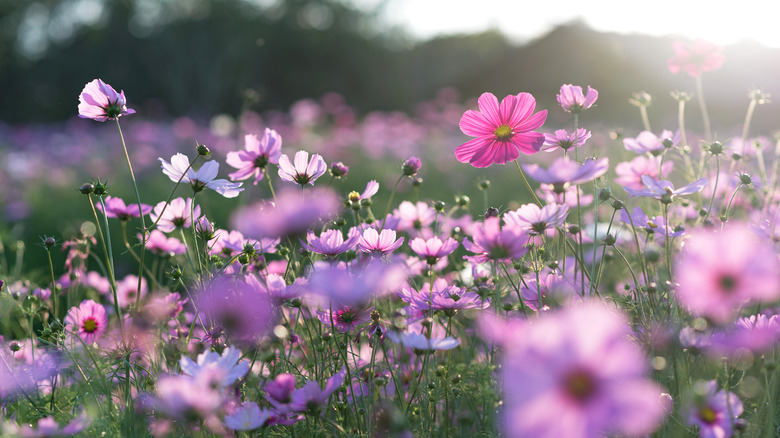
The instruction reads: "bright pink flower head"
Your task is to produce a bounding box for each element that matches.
[668,39,725,77]
[277,150,327,186]
[64,299,107,344]
[456,92,547,168]
[78,78,135,121]
[99,196,152,221]
[675,223,780,324]
[490,301,669,437]
[557,84,599,113]
[226,129,283,185]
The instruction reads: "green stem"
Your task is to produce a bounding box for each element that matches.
[695,75,712,143]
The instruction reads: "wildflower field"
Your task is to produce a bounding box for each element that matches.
[2,39,779,437]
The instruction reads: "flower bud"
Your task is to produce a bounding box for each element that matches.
[433,201,446,213]
[78,183,95,194]
[43,236,56,248]
[478,180,491,190]
[402,156,422,176]
[598,186,612,201]
[455,195,470,207]
[197,143,211,156]
[330,162,349,177]
[484,207,499,219]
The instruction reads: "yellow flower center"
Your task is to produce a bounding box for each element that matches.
[83,318,98,333]
[493,124,513,140]
[698,406,717,424]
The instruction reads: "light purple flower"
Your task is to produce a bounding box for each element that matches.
[504,203,569,235]
[622,130,679,155]
[462,217,529,263]
[150,198,202,233]
[557,84,598,113]
[358,228,404,256]
[317,305,373,333]
[226,129,283,185]
[358,180,379,200]
[232,188,342,238]
[78,78,135,121]
[686,380,743,438]
[159,153,244,198]
[288,369,346,413]
[624,174,708,201]
[224,402,271,431]
[307,260,406,307]
[179,345,249,387]
[278,150,327,186]
[393,201,436,234]
[541,128,591,152]
[301,228,360,257]
[141,229,186,256]
[3,412,89,437]
[537,183,593,208]
[523,157,609,186]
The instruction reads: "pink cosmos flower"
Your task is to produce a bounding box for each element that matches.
[615,155,673,191]
[393,201,436,234]
[675,223,780,323]
[159,153,244,198]
[306,260,406,307]
[226,129,283,185]
[523,157,609,186]
[301,228,360,257]
[288,369,346,413]
[463,217,529,264]
[487,301,669,437]
[686,380,743,437]
[623,130,679,155]
[150,197,202,233]
[179,345,249,387]
[537,183,593,208]
[277,150,327,186]
[358,180,379,200]
[456,92,547,168]
[98,196,151,221]
[77,78,135,121]
[541,128,591,152]
[386,331,459,350]
[557,84,598,113]
[317,305,373,333]
[3,412,89,437]
[64,299,107,344]
[112,274,148,308]
[141,229,186,256]
[232,188,341,238]
[668,39,725,77]
[358,228,404,256]
[409,235,459,264]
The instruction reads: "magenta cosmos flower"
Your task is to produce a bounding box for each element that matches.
[463,217,529,263]
[456,92,547,168]
[99,196,152,221]
[278,150,327,186]
[557,84,598,113]
[675,223,780,324]
[227,129,283,185]
[65,299,108,344]
[78,78,135,121]
[668,39,725,77]
[491,301,669,438]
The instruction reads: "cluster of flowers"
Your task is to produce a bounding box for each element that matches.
[0,39,776,438]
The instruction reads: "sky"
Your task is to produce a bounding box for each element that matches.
[376,0,780,48]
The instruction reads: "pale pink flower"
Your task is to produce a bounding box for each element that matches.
[686,381,743,437]
[179,345,249,387]
[557,84,598,113]
[409,235,459,263]
[224,402,271,431]
[277,150,327,186]
[542,128,591,152]
[77,78,135,121]
[504,203,569,235]
[668,39,724,77]
[358,228,404,256]
[150,198,202,233]
[456,92,547,167]
[523,157,609,186]
[159,153,243,198]
[615,155,673,191]
[226,129,283,185]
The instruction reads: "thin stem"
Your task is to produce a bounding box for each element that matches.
[704,154,720,222]
[88,196,122,327]
[740,95,758,157]
[640,105,652,132]
[380,176,404,231]
[695,75,712,143]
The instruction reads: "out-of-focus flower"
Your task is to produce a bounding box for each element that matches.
[624,175,708,202]
[112,275,148,308]
[668,39,725,77]
[278,150,327,186]
[98,196,151,221]
[232,188,341,238]
[317,305,373,333]
[537,183,593,208]
[307,260,406,307]
[224,402,271,431]
[64,299,107,344]
[140,230,186,256]
[386,331,459,350]
[159,153,243,198]
[393,201,436,234]
[456,92,547,168]
[150,197,202,234]
[686,380,743,437]
[402,156,422,176]
[226,129,283,185]
[483,301,669,437]
[523,157,609,186]
[265,373,297,408]
[3,411,89,437]
[557,84,598,113]
[180,345,249,387]
[78,78,135,121]
[623,130,679,155]
[675,223,780,324]
[615,156,673,191]
[358,180,379,200]
[542,128,591,152]
[288,369,346,413]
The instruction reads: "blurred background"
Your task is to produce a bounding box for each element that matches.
[2,0,780,279]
